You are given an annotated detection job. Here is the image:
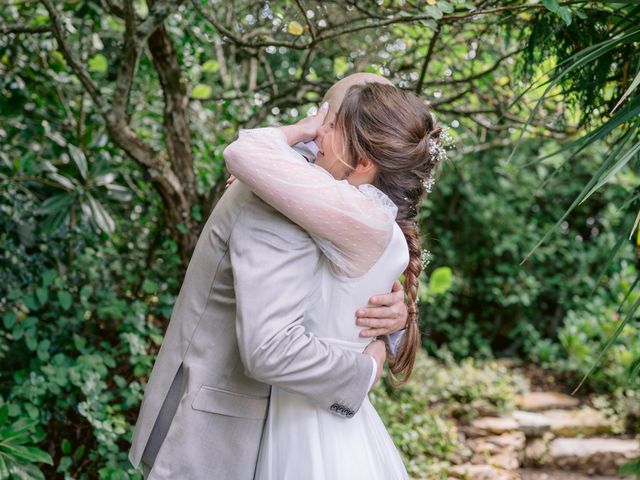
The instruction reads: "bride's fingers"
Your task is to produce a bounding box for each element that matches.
[310,101,329,129]
[317,101,329,119]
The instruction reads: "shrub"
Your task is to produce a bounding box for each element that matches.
[0,182,181,479]
[372,349,528,477]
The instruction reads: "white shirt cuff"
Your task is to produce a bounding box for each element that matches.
[367,355,378,390]
[387,329,406,356]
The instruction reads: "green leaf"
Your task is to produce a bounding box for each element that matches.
[80,285,93,300]
[37,348,50,362]
[542,0,560,13]
[419,19,438,31]
[41,269,57,287]
[580,141,640,204]
[13,324,24,340]
[7,289,22,301]
[86,194,115,234]
[0,405,9,428]
[57,291,73,311]
[6,444,53,465]
[619,459,640,476]
[437,0,454,14]
[142,279,158,294]
[557,6,572,26]
[612,68,640,113]
[35,287,48,306]
[425,5,443,20]
[3,311,16,329]
[47,171,75,189]
[192,204,202,222]
[191,84,212,99]
[201,59,219,73]
[88,53,108,73]
[572,294,640,394]
[333,57,349,77]
[61,439,72,455]
[26,334,38,351]
[429,267,453,294]
[68,144,88,180]
[39,193,74,215]
[0,455,8,479]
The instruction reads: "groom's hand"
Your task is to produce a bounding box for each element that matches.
[356,280,407,337]
[363,339,386,388]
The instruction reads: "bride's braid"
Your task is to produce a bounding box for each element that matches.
[335,82,445,385]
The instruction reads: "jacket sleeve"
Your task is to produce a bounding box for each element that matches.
[224,126,396,278]
[229,202,374,418]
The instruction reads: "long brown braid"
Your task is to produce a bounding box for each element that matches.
[334,82,444,385]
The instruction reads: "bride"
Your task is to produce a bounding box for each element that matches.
[223,75,444,479]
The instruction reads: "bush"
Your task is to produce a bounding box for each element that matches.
[372,349,528,478]
[0,180,181,479]
[420,140,634,360]
[528,261,640,393]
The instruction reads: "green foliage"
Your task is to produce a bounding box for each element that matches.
[420,139,634,359]
[528,262,640,433]
[2,0,638,474]
[0,180,181,478]
[0,404,53,480]
[593,387,640,436]
[371,350,528,478]
[620,458,640,479]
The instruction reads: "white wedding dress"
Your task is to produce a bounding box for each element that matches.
[225,127,411,480]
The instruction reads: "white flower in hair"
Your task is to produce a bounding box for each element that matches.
[428,124,454,163]
[422,174,435,192]
[428,139,448,163]
[420,249,433,269]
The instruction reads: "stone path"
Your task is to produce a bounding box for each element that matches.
[519,469,625,480]
[450,391,639,480]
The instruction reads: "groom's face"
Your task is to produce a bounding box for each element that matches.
[313,105,353,181]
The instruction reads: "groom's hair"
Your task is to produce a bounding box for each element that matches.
[322,73,394,111]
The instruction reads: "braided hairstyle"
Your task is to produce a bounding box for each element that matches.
[334,81,444,385]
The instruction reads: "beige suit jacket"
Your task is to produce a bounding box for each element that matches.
[128,144,373,479]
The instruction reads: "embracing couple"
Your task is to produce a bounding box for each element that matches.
[128,72,444,479]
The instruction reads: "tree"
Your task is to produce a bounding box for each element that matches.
[2,0,579,265]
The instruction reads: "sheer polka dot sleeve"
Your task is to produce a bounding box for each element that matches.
[224,126,397,277]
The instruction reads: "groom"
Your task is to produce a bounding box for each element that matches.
[128,73,406,479]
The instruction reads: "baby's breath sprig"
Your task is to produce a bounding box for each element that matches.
[420,249,433,269]
[422,125,454,192]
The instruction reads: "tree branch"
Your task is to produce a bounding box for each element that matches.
[294,0,316,42]
[39,0,104,110]
[415,26,441,94]
[148,0,197,204]
[0,24,51,34]
[423,48,525,87]
[110,0,185,122]
[193,1,551,51]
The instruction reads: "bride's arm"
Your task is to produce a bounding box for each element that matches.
[223,126,395,277]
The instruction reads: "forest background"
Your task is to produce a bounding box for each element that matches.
[1,0,639,478]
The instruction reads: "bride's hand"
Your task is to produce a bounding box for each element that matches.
[279,101,329,145]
